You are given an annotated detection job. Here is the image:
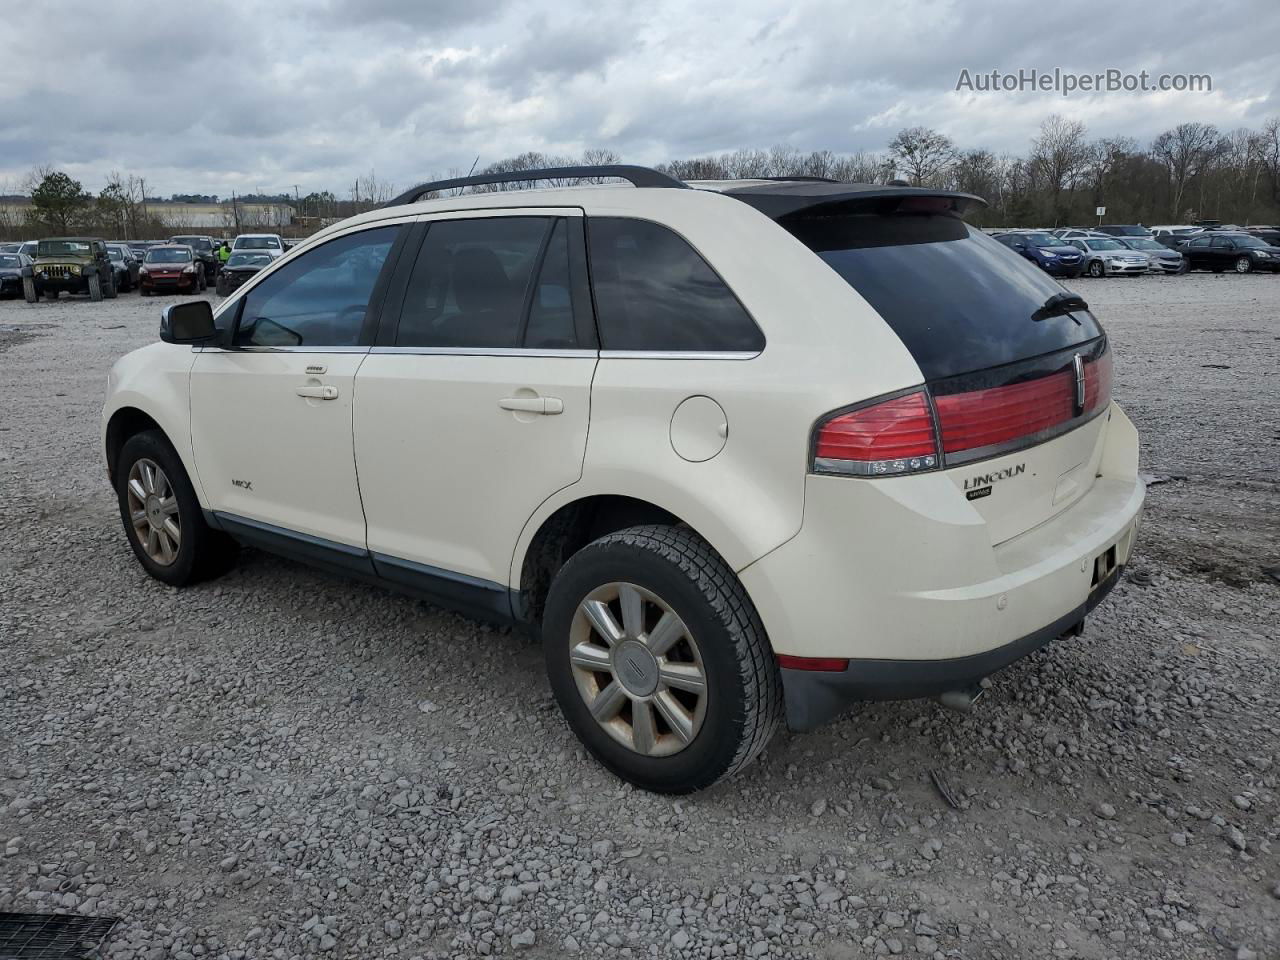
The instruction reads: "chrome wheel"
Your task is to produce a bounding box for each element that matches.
[1235,256,1251,273]
[126,458,181,566]
[569,582,708,757]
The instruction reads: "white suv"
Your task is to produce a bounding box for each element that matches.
[102,165,1145,793]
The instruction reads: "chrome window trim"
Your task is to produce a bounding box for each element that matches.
[369,346,597,359]
[192,345,369,354]
[598,350,761,361]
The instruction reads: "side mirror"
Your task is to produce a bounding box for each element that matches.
[160,301,217,344]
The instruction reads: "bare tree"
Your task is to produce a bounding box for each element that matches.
[887,127,956,186]
[1150,122,1225,219]
[1028,115,1091,224]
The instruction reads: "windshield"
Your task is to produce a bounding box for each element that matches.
[1123,239,1164,251]
[173,237,213,252]
[1231,236,1269,249]
[227,252,272,267]
[0,254,19,267]
[235,237,280,250]
[1019,232,1060,246]
[1104,226,1149,236]
[145,248,193,264]
[784,213,1102,380]
[107,246,128,261]
[1088,239,1126,251]
[37,240,91,257]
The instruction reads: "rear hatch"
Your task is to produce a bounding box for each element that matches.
[779,199,1111,545]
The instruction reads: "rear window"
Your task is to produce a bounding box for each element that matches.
[784,214,1102,380]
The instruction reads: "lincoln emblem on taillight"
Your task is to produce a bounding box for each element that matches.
[1072,354,1086,416]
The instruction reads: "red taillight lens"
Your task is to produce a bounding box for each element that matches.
[813,392,939,476]
[813,350,1112,476]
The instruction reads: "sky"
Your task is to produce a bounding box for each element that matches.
[1,0,1277,198]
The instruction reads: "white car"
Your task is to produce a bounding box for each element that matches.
[102,165,1144,793]
[1064,237,1151,277]
[231,233,286,259]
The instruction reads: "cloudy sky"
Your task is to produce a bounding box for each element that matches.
[2,0,1277,197]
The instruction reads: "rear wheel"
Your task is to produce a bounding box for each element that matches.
[115,430,238,587]
[1088,260,1105,278]
[543,525,783,794]
[1235,256,1252,274]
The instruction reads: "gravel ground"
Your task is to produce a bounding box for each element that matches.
[1,274,1277,960]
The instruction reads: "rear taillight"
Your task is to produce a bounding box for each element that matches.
[813,392,939,476]
[813,350,1112,476]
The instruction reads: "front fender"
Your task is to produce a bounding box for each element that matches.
[102,342,203,501]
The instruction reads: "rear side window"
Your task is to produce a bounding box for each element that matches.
[587,217,763,352]
[396,217,551,349]
[783,214,1103,380]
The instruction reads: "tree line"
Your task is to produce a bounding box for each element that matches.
[5,114,1279,239]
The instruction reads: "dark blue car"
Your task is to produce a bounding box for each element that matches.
[994,231,1085,278]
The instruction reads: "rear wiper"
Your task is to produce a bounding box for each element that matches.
[1031,292,1087,324]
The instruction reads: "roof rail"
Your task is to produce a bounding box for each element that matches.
[753,175,842,183]
[384,165,688,207]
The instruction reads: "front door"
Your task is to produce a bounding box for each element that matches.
[191,223,403,550]
[354,211,597,607]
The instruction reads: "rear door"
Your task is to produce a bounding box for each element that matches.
[353,209,597,611]
[784,212,1112,544]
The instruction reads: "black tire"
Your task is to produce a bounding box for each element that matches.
[543,525,783,794]
[1087,260,1105,278]
[1176,259,1190,274]
[45,288,58,300]
[104,272,118,299]
[1235,256,1252,274]
[22,277,38,303]
[115,430,238,587]
[140,288,151,297]
[215,277,227,297]
[88,273,102,301]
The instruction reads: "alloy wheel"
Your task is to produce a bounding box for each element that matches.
[126,457,181,565]
[1235,256,1251,273]
[569,582,708,757]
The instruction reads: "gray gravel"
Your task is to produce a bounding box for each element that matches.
[1,273,1278,959]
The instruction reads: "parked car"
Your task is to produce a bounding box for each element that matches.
[0,251,32,298]
[127,241,153,261]
[23,237,118,301]
[101,166,1143,793]
[214,250,273,296]
[1116,237,1185,274]
[1148,225,1204,250]
[1244,226,1280,246]
[139,244,206,295]
[18,240,39,259]
[1093,225,1152,239]
[231,233,286,259]
[1179,232,1280,273]
[1064,237,1150,276]
[106,243,141,292]
[170,235,221,280]
[993,231,1085,277]
[0,242,21,254]
[1053,228,1111,241]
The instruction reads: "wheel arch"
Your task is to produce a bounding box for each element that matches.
[512,493,743,628]
[104,406,166,485]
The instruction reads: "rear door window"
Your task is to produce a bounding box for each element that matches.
[587,217,763,352]
[782,214,1103,380]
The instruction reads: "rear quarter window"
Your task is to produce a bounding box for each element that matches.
[783,214,1103,380]
[587,217,763,352]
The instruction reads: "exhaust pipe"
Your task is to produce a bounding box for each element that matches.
[937,683,986,713]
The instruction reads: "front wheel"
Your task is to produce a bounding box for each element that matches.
[1176,259,1190,274]
[115,430,238,587]
[1088,260,1105,278]
[1235,256,1252,274]
[104,272,118,299]
[543,525,783,794]
[88,273,103,301]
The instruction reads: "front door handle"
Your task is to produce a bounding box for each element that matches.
[296,384,339,400]
[498,396,563,415]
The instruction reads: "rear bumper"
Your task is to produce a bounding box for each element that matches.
[740,403,1144,730]
[780,564,1122,730]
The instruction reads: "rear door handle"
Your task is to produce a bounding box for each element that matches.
[296,384,339,400]
[498,396,563,415]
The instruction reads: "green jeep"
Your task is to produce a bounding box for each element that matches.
[22,237,118,302]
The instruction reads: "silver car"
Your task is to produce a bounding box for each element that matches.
[1118,236,1186,274]
[1064,237,1150,276]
